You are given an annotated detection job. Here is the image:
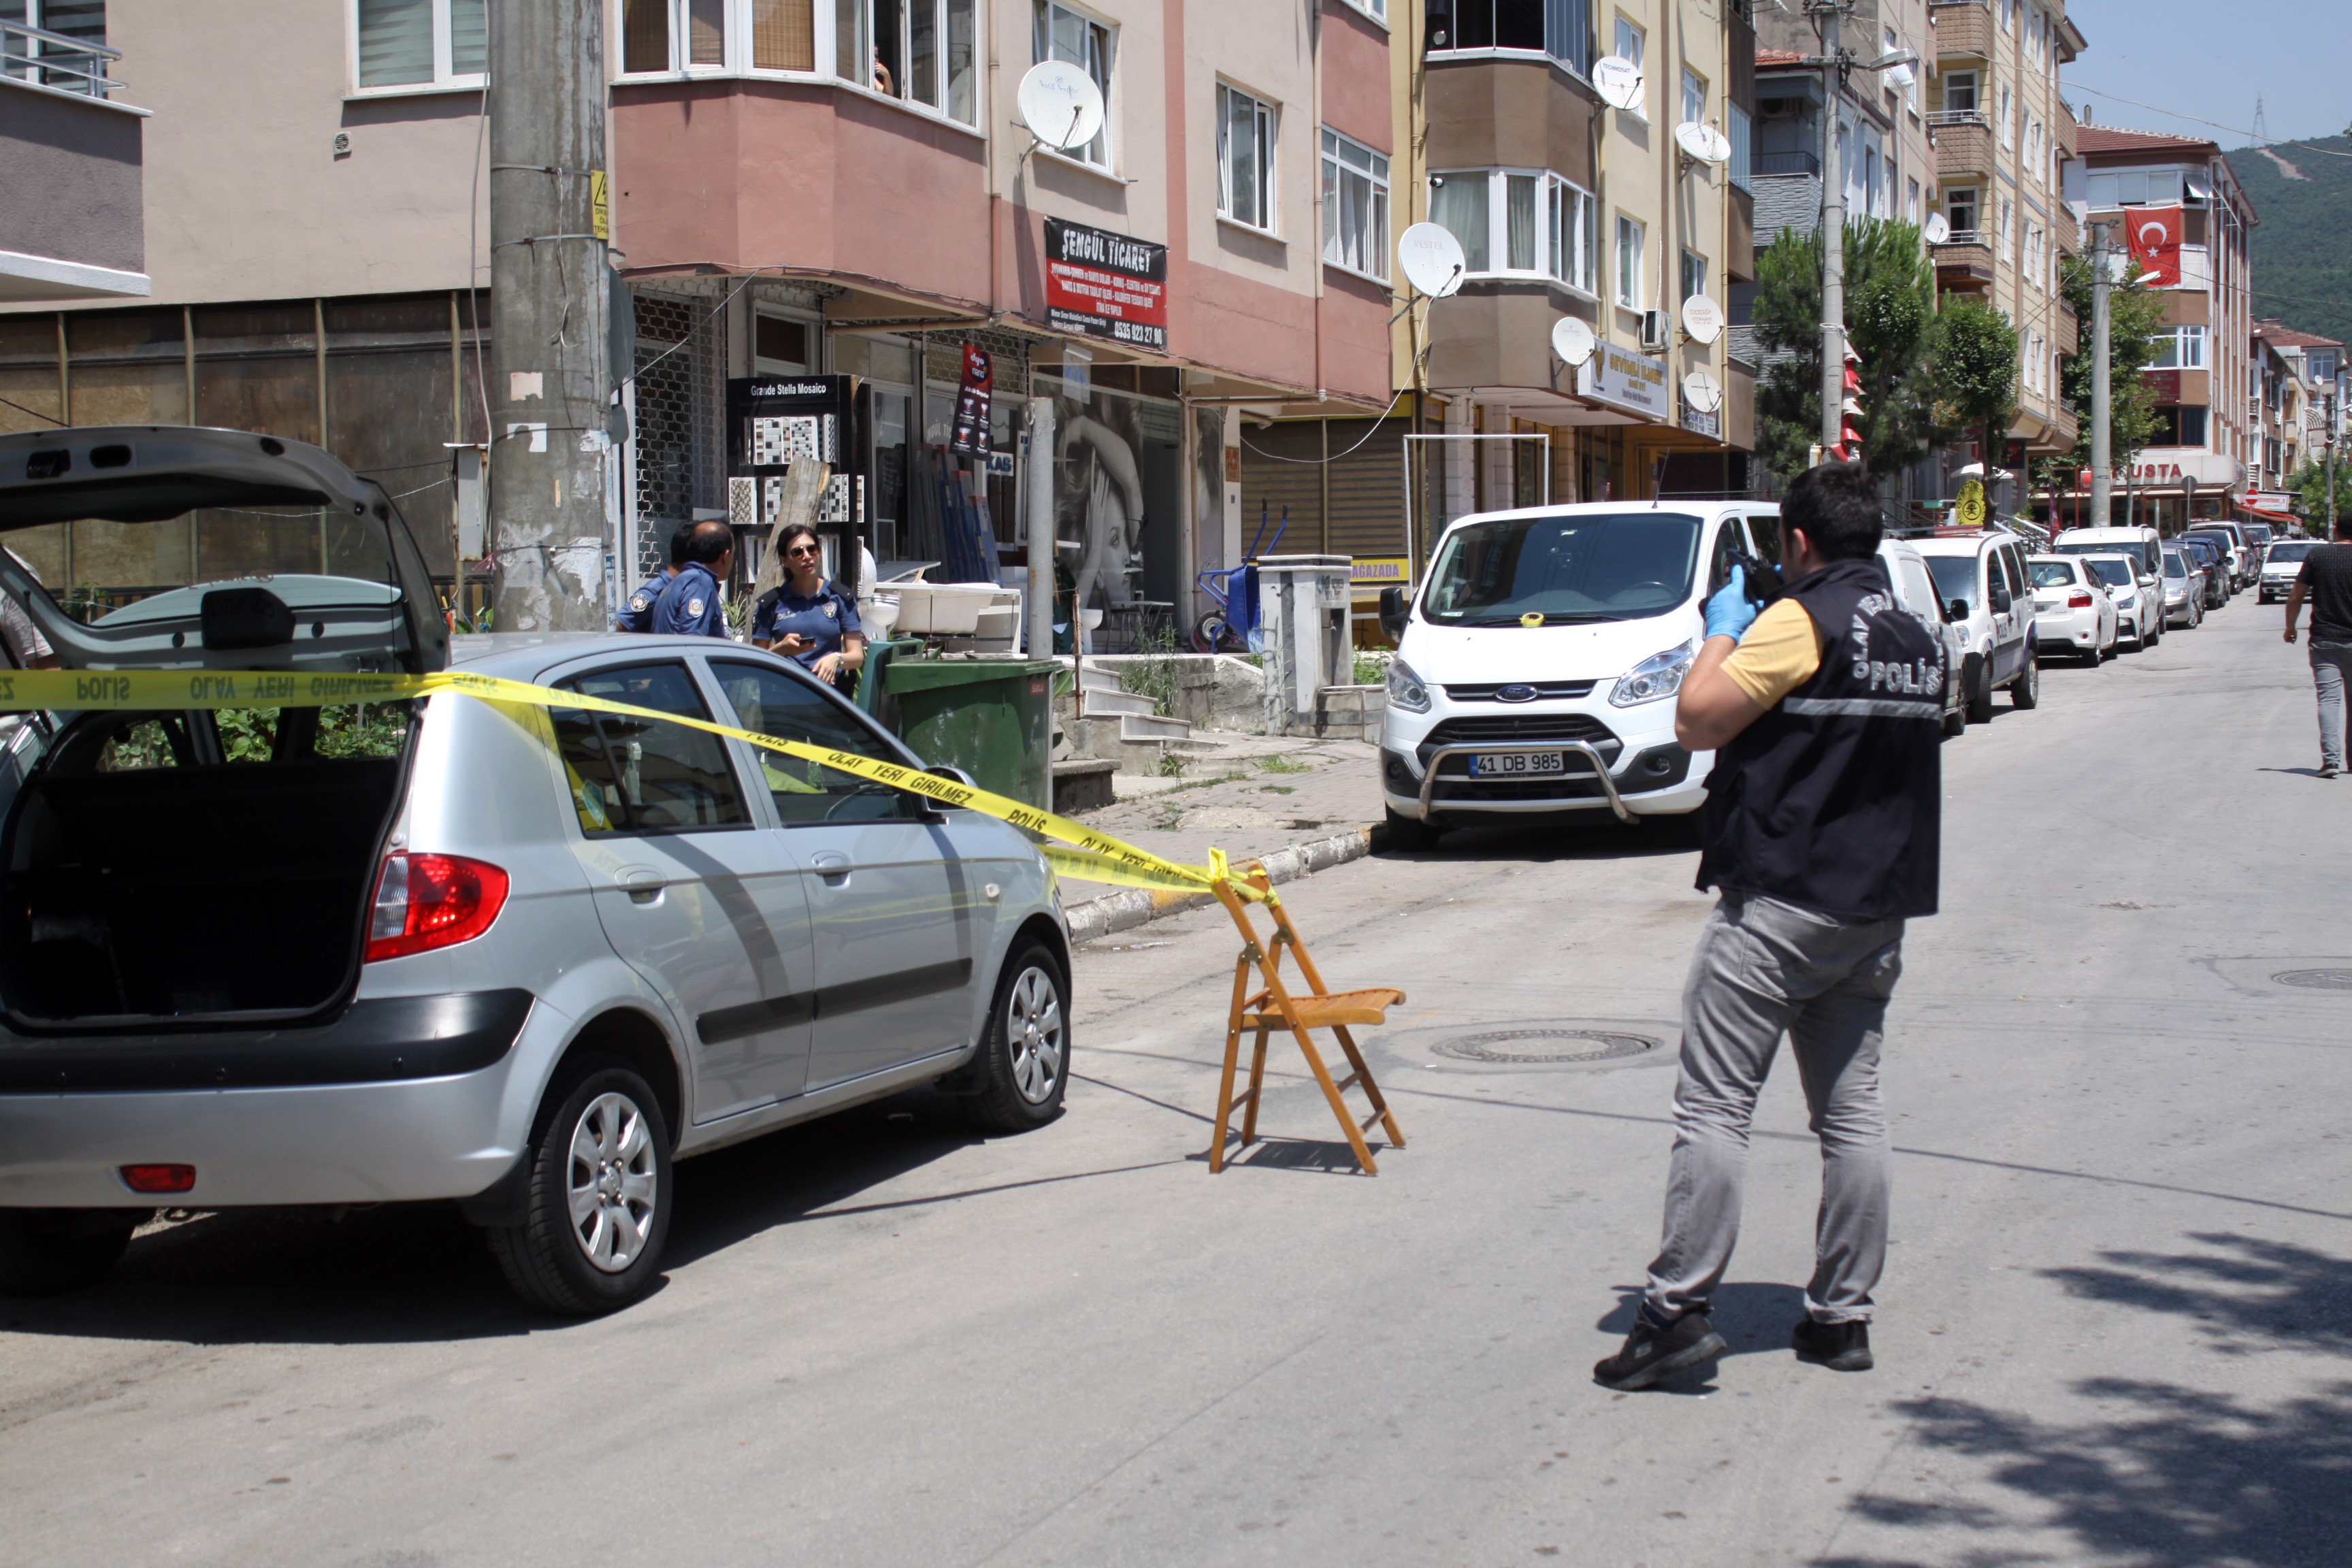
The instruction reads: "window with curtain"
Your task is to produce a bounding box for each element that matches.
[354,0,487,88]
[1546,177,1595,293]
[1322,129,1390,280]
[1431,169,1596,289]
[1615,212,1645,310]
[1428,171,1491,272]
[751,0,815,69]
[1036,1,1113,165]
[1218,84,1277,231]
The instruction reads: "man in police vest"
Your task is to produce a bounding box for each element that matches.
[649,520,734,638]
[1595,461,1945,1391]
[618,521,697,632]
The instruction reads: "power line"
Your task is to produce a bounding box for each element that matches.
[2061,82,2352,159]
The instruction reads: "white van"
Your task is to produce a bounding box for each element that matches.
[2053,524,2163,581]
[1376,500,1778,847]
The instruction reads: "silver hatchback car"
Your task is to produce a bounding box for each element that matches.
[0,427,1071,1313]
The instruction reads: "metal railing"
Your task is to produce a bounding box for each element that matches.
[1,18,121,100]
[1927,109,1987,129]
[1935,228,1986,246]
[1752,150,1822,177]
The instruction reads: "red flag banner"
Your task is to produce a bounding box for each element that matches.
[2127,206,2183,289]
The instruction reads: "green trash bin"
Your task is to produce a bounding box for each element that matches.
[854,636,926,730]
[882,656,1060,811]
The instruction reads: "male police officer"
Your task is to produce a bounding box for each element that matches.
[649,520,734,638]
[618,521,698,632]
[1595,461,1946,1391]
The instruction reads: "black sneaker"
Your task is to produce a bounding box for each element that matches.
[1792,1316,1874,1371]
[1593,1306,1727,1390]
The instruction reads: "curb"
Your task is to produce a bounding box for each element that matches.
[1062,825,1375,945]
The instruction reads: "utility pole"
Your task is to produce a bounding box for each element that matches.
[1812,0,1847,461]
[2090,220,2113,529]
[2329,391,2340,538]
[488,0,614,632]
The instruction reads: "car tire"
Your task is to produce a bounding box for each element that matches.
[2011,651,2040,710]
[1963,654,1995,724]
[0,1209,145,1297]
[1382,806,1443,852]
[1942,701,1967,738]
[966,942,1071,1134]
[487,1062,673,1316]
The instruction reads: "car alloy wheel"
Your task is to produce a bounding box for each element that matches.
[1006,964,1066,1106]
[566,1090,659,1273]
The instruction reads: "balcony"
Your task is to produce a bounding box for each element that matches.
[0,20,150,301]
[2054,206,2079,256]
[1932,235,1995,287]
[1753,150,1821,177]
[1934,116,1995,184]
[1930,0,1993,63]
[2055,304,2078,357]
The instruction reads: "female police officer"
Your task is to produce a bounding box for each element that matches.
[752,522,866,687]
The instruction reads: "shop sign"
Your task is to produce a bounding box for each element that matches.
[1679,396,1720,439]
[1350,557,1411,585]
[1575,343,1669,419]
[2142,368,2182,402]
[949,342,993,457]
[1044,218,1169,353]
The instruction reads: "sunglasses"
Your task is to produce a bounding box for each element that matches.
[785,544,821,559]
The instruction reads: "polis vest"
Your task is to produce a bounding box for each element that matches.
[1695,556,1946,921]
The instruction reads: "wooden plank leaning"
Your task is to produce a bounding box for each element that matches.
[1207,867,1405,1175]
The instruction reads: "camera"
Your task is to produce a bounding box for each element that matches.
[1727,549,1786,608]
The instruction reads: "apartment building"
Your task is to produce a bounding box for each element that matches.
[1924,0,2085,498]
[2065,122,2256,532]
[2251,319,2342,514]
[0,0,1392,643]
[1,5,148,305]
[1748,0,1936,245]
[1239,0,1759,603]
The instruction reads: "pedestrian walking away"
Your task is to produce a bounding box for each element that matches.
[1595,462,1947,1392]
[752,522,866,687]
[649,520,736,638]
[618,521,698,632]
[2282,514,2352,779]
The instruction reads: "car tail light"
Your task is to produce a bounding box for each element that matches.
[2067,590,2094,608]
[121,1163,195,1194]
[367,852,510,962]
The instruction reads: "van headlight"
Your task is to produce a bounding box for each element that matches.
[1610,642,1697,707]
[1386,657,1431,714]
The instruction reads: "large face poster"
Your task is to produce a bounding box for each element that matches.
[1049,385,1181,632]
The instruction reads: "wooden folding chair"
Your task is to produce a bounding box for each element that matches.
[1209,868,1405,1175]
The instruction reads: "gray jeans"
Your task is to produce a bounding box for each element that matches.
[2313,642,2352,770]
[1645,893,1904,1324]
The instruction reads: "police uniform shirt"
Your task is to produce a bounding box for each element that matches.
[753,578,862,669]
[649,561,727,637]
[616,568,676,632]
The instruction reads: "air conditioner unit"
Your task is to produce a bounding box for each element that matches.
[1640,310,1671,351]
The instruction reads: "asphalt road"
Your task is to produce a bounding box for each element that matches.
[4,591,2347,1567]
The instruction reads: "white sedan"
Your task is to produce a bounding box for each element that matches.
[2029,555,2118,663]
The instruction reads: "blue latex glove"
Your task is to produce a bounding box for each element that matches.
[1704,564,1760,642]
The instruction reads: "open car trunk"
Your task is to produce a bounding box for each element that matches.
[0,426,447,1030]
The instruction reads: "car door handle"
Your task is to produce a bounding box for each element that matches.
[809,852,851,887]
[617,867,665,904]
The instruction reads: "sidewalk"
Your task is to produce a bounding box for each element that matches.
[1068,734,1382,872]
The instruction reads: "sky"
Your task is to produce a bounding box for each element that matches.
[2060,0,2349,148]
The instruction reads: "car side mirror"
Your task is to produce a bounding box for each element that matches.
[1989,583,2012,613]
[1946,598,1969,623]
[1379,585,1409,642]
[925,764,977,791]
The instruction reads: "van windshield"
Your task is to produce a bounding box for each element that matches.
[2055,538,2155,574]
[1925,554,1978,608]
[2267,542,2315,564]
[1422,512,1702,626]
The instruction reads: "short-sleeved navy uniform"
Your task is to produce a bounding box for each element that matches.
[616,569,672,632]
[649,561,728,637]
[753,578,863,670]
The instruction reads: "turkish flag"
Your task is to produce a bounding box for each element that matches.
[2127,206,2183,288]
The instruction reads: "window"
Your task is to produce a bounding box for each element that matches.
[1615,212,1645,310]
[1548,176,1597,292]
[710,662,917,825]
[1680,67,1704,127]
[620,0,725,72]
[1946,186,1980,235]
[1998,195,2013,257]
[1218,84,1278,232]
[1428,170,1490,271]
[863,0,980,122]
[1907,176,1922,223]
[1426,0,1592,72]
[2001,0,2015,33]
[1034,2,1112,163]
[1943,71,1978,114]
[1322,130,1390,280]
[2151,326,2208,370]
[1428,169,1594,290]
[1727,102,1752,195]
[754,314,813,373]
[2025,223,2042,289]
[552,664,748,835]
[749,0,817,69]
[355,0,486,89]
[1999,84,2013,147]
[1680,248,1705,306]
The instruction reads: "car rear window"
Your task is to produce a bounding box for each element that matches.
[2029,561,2076,588]
[2086,559,2132,588]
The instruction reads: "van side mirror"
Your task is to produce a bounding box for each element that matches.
[1946,598,1969,623]
[1378,585,1409,642]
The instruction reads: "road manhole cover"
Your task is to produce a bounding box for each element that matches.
[1435,1028,1663,1065]
[2272,969,2352,991]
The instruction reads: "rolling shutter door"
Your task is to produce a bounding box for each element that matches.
[1324,418,1409,560]
[1236,421,1324,554]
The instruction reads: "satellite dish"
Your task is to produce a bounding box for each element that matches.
[1923,212,1952,245]
[1674,121,1733,166]
[1396,222,1467,299]
[1680,294,1724,345]
[1016,60,1105,152]
[1682,371,1725,415]
[1551,316,1597,368]
[1592,55,1644,112]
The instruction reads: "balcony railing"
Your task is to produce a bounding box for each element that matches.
[1927,109,1987,129]
[1,19,122,99]
[1935,228,1985,246]
[1752,150,1822,177]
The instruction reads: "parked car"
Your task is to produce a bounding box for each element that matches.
[2259,539,2317,604]
[1376,499,1782,847]
[2183,525,2251,591]
[2242,521,2275,557]
[2161,545,2206,629]
[2078,552,2161,651]
[2178,536,2230,608]
[1876,537,1968,736]
[2053,525,2164,584]
[0,427,1072,1313]
[1916,529,2040,723]
[2027,555,2119,662]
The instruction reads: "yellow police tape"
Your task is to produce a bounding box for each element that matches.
[0,666,1271,903]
